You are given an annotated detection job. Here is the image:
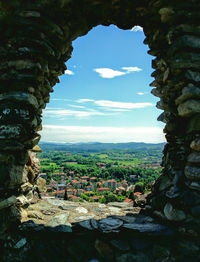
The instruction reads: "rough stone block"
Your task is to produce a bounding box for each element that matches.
[178,100,200,117]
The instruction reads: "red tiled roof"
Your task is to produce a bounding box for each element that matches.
[90,196,103,200]
[98,187,110,191]
[68,195,78,199]
[123,198,133,203]
[107,179,116,182]
[134,192,142,196]
[53,190,64,194]
[71,180,80,183]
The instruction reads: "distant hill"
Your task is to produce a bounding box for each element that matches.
[39,141,165,152]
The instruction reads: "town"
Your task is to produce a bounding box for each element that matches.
[38,142,163,203]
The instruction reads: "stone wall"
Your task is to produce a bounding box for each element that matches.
[2,198,200,262]
[0,0,200,260]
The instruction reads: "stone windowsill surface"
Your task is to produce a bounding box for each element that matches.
[20,198,174,235]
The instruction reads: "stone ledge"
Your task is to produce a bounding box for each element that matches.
[16,198,175,236]
[2,199,200,262]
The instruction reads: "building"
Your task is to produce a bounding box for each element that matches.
[53,190,64,198]
[90,177,97,182]
[96,163,106,168]
[57,184,66,191]
[97,187,110,193]
[86,185,93,191]
[90,196,103,202]
[82,176,90,181]
[104,179,116,189]
[76,189,85,196]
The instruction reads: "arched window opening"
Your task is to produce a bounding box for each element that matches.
[38,25,165,204]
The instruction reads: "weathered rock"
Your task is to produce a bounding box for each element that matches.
[178,100,200,117]
[123,223,173,235]
[19,208,28,222]
[107,202,132,208]
[9,165,29,188]
[176,85,200,105]
[95,239,113,260]
[36,177,46,192]
[47,198,69,207]
[0,92,39,110]
[187,152,200,165]
[27,210,43,220]
[164,202,186,221]
[178,190,200,207]
[166,186,180,199]
[14,238,27,249]
[190,139,200,151]
[159,7,175,23]
[187,181,200,191]
[88,219,97,230]
[99,218,123,232]
[46,212,70,227]
[20,182,33,193]
[79,220,93,230]
[184,165,200,180]
[75,215,94,221]
[19,220,45,232]
[117,252,150,262]
[16,195,29,207]
[19,11,41,18]
[185,68,200,81]
[0,196,17,210]
[134,193,149,207]
[191,205,200,217]
[108,206,121,213]
[152,245,170,260]
[187,114,200,133]
[75,207,88,214]
[110,239,130,251]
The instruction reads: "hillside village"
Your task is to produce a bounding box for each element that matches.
[41,171,136,202]
[38,145,162,203]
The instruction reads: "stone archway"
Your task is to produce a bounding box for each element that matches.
[0,0,200,255]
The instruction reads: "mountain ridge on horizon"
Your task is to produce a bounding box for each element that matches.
[39,141,166,152]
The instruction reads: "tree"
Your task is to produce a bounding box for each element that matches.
[135,182,145,193]
[80,193,90,201]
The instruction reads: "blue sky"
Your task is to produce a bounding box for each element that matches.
[40,25,165,143]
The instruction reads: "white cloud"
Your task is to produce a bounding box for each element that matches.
[43,109,108,118]
[40,125,165,143]
[94,100,153,109]
[65,69,74,75]
[130,26,143,32]
[122,67,142,72]
[76,99,95,103]
[94,66,142,78]
[102,108,131,112]
[137,92,144,95]
[94,68,126,78]
[68,104,86,109]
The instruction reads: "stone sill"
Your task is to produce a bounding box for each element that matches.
[18,198,174,235]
